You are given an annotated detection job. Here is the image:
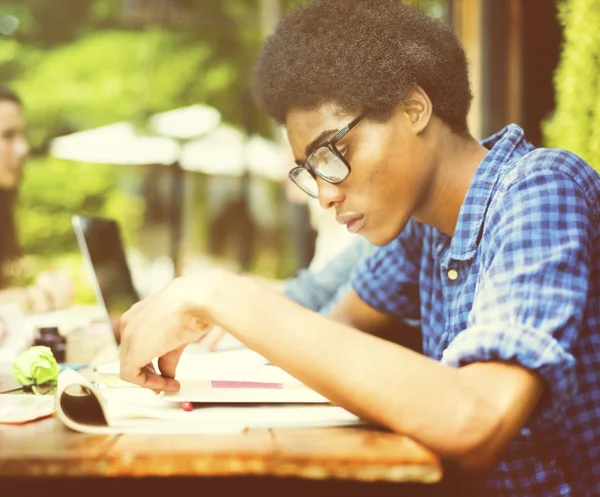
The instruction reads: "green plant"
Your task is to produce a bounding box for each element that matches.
[15,155,143,300]
[544,0,600,171]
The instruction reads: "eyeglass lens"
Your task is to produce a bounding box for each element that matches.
[291,147,349,196]
[307,147,349,182]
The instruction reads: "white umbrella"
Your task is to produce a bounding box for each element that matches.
[180,125,286,180]
[50,121,184,276]
[49,106,286,274]
[50,112,286,178]
[49,106,222,273]
[180,124,245,176]
[149,104,221,140]
[245,134,287,181]
[50,122,179,166]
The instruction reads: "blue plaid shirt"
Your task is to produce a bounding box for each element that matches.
[353,124,600,496]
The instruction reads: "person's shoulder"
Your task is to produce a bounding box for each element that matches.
[484,147,600,234]
[520,147,591,172]
[501,147,600,203]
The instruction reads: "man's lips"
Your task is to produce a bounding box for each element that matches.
[336,213,365,233]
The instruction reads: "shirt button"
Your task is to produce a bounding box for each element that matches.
[447,269,458,280]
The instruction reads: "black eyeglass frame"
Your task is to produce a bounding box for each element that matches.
[289,110,370,198]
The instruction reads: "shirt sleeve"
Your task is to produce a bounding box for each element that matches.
[441,164,592,429]
[352,219,423,319]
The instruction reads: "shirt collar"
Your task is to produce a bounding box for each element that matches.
[446,123,535,261]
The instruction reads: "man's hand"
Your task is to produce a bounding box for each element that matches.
[118,275,216,392]
[195,325,227,351]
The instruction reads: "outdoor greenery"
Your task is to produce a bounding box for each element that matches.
[544,0,600,171]
[0,0,449,300]
[1,0,292,295]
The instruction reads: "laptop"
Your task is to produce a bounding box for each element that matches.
[71,215,247,375]
[72,216,138,345]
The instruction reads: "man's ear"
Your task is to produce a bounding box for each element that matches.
[402,86,432,135]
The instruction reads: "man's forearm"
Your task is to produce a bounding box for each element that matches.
[195,271,502,466]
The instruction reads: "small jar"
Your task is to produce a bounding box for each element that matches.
[34,326,67,363]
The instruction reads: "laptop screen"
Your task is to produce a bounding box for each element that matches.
[72,215,139,345]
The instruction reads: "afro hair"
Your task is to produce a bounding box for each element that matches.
[252,0,472,135]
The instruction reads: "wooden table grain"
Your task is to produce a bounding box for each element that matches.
[0,324,444,494]
[0,415,441,483]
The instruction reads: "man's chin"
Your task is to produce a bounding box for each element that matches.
[365,219,412,246]
[362,231,392,247]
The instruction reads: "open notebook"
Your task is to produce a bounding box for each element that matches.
[54,369,362,434]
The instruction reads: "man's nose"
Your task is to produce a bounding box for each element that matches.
[316,176,345,209]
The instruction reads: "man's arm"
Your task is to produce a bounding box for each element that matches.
[119,272,543,471]
[202,274,544,472]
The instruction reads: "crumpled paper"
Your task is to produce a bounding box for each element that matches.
[12,346,60,394]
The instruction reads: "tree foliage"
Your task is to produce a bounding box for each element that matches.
[544,0,600,171]
[1,0,276,269]
[1,0,449,293]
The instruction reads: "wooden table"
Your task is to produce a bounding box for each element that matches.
[0,325,445,496]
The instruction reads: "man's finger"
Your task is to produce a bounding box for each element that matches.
[134,364,181,392]
[118,340,144,385]
[142,372,181,392]
[157,347,185,379]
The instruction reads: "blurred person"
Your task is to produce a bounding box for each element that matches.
[118,1,600,495]
[0,86,73,314]
[201,234,422,353]
[200,235,378,351]
[279,234,376,314]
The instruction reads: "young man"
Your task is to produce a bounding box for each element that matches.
[118,1,600,494]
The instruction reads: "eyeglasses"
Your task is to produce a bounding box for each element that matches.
[289,110,369,198]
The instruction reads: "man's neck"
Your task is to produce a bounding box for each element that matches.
[414,126,489,237]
